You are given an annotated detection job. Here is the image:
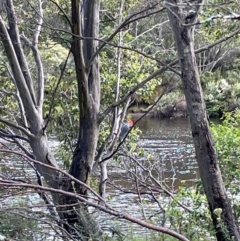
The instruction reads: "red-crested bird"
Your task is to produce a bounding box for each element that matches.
[119,119,134,141]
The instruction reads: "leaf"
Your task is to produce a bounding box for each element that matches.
[54,105,64,114]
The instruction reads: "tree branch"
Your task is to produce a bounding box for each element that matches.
[0,149,106,205]
[34,0,45,113]
[98,66,167,123]
[98,25,240,124]
[99,83,174,164]
[0,84,28,128]
[21,34,45,113]
[0,128,30,143]
[50,0,72,27]
[5,0,37,106]
[0,15,38,120]
[0,179,190,241]
[87,4,165,68]
[43,50,71,131]
[0,118,35,139]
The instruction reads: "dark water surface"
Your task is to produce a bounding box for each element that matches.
[0,116,203,239]
[136,117,198,188]
[95,117,201,236]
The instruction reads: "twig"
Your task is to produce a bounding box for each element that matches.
[0,117,35,139]
[43,50,71,131]
[50,0,72,26]
[99,82,175,164]
[0,180,190,241]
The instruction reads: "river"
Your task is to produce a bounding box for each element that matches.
[137,116,197,188]
[1,116,202,239]
[94,116,200,237]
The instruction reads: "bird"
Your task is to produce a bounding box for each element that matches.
[119,119,134,141]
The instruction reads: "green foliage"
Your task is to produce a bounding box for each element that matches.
[202,71,240,117]
[43,0,163,169]
[35,40,79,168]
[3,0,240,240]
[0,199,38,240]
[154,91,183,111]
[211,110,240,223]
[100,47,160,107]
[0,60,22,126]
[211,111,240,190]
[162,187,215,241]
[200,0,239,42]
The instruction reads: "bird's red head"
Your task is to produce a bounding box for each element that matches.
[127,119,134,126]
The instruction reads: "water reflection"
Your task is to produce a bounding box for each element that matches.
[136,117,198,188]
[94,117,200,235]
[136,116,191,139]
[0,116,202,238]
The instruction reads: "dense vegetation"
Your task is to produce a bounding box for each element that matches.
[0,0,240,240]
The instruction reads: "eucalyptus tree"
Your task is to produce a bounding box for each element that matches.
[166,0,240,240]
[0,0,171,239]
[1,0,240,240]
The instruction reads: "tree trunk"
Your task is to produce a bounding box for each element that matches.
[0,2,60,203]
[70,0,100,182]
[166,1,240,240]
[58,0,102,239]
[1,0,102,239]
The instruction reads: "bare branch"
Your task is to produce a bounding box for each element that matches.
[198,12,240,25]
[0,117,35,139]
[98,1,128,160]
[21,34,45,113]
[0,15,38,119]
[93,98,131,171]
[0,52,29,128]
[99,83,175,164]
[30,161,60,222]
[98,25,240,124]
[0,84,28,128]
[195,27,240,53]
[124,153,193,213]
[43,50,71,131]
[98,67,167,123]
[0,180,190,241]
[87,3,165,68]
[6,128,34,157]
[129,20,169,44]
[59,117,74,153]
[33,0,43,46]
[5,0,37,106]
[0,128,29,142]
[34,0,45,113]
[0,149,106,204]
[50,0,72,27]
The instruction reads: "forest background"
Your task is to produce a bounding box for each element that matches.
[0,0,240,241]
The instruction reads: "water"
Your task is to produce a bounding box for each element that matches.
[92,116,199,236]
[0,116,199,239]
[136,117,197,188]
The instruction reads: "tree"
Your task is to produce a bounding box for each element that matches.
[166,0,240,240]
[0,0,186,240]
[1,0,240,240]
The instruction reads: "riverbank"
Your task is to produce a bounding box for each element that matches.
[129,98,188,119]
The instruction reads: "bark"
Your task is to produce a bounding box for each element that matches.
[5,0,36,106]
[70,0,100,181]
[0,5,60,201]
[98,0,125,199]
[1,1,101,239]
[166,1,240,240]
[57,0,102,239]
